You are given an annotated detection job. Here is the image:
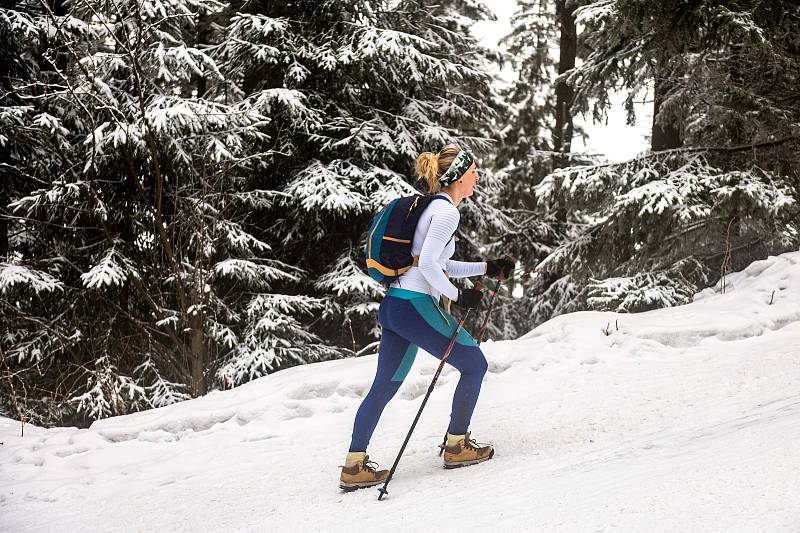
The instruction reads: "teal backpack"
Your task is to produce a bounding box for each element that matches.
[364,194,451,285]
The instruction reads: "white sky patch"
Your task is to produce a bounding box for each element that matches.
[573,89,652,162]
[474,0,651,162]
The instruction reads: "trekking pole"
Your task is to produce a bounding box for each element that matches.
[476,278,503,345]
[476,257,516,344]
[377,308,472,501]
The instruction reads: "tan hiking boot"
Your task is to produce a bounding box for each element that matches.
[339,452,390,491]
[443,432,494,469]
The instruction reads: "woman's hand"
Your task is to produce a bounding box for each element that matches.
[454,288,484,309]
[485,255,516,280]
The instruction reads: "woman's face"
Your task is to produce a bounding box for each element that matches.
[460,163,479,197]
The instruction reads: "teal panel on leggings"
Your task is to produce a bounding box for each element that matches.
[409,297,478,347]
[386,287,478,347]
[386,287,430,300]
[390,343,419,382]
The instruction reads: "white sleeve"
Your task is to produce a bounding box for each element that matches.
[418,208,460,301]
[445,259,486,279]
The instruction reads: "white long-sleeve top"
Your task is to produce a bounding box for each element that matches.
[390,193,486,301]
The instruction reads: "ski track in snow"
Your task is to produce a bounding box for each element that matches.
[1,252,800,533]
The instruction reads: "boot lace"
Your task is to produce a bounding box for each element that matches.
[362,457,380,473]
[339,455,381,472]
[464,433,490,451]
[439,432,491,454]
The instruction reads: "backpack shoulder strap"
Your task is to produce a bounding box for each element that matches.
[429,194,453,205]
[421,194,457,244]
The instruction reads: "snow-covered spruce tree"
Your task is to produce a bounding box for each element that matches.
[1,0,508,424]
[0,0,335,425]
[516,0,800,321]
[216,0,507,350]
[533,153,798,314]
[569,0,800,155]
[480,0,591,339]
[0,0,91,424]
[496,0,590,178]
[496,0,558,205]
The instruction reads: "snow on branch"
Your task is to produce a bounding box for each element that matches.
[364,167,419,209]
[32,112,69,137]
[151,43,224,83]
[247,88,322,132]
[314,252,384,299]
[535,155,796,229]
[244,293,325,318]
[212,259,299,289]
[285,160,370,215]
[134,358,191,408]
[340,25,479,84]
[9,180,108,220]
[0,263,64,295]
[228,13,288,40]
[574,0,617,26]
[349,25,436,58]
[206,189,283,210]
[711,170,796,216]
[145,97,268,138]
[81,247,140,290]
[213,219,271,254]
[586,259,708,313]
[221,14,290,73]
[71,357,148,420]
[217,293,339,385]
[0,9,40,41]
[207,320,239,350]
[79,52,129,80]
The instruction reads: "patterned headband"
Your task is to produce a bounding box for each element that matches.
[438,150,475,187]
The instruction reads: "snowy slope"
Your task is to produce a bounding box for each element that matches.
[2,252,800,533]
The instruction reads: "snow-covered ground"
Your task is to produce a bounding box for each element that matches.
[2,252,800,533]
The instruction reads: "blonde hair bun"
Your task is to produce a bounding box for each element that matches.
[415,152,440,194]
[415,146,461,194]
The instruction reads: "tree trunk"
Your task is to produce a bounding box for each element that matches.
[190,308,207,396]
[0,186,8,260]
[553,0,577,169]
[651,75,682,151]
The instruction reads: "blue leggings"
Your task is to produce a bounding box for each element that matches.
[349,288,488,452]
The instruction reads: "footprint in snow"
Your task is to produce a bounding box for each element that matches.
[53,446,91,458]
[335,383,368,398]
[280,402,314,420]
[487,360,511,374]
[400,380,428,400]
[285,381,338,400]
[400,378,449,400]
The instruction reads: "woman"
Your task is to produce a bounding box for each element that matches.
[340,145,515,491]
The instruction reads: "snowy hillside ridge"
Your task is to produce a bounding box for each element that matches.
[523,251,800,349]
[1,251,799,533]
[99,251,800,438]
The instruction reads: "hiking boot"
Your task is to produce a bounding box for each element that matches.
[443,432,494,469]
[339,452,390,491]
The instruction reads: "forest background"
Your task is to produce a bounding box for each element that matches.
[1,0,798,427]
